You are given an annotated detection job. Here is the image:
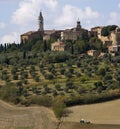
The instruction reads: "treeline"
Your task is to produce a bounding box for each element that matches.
[64,90,120,106]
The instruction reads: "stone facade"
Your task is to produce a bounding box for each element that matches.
[110,27,120,46]
[38,11,44,33]
[108,27,120,53]
[91,26,102,38]
[43,30,62,41]
[108,45,118,53]
[21,11,44,43]
[91,26,111,44]
[20,31,42,43]
[51,40,66,51]
[61,20,88,41]
[91,26,120,53]
[87,50,100,57]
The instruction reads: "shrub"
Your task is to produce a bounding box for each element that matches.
[60,68,65,74]
[53,90,58,97]
[65,71,72,78]
[13,74,18,80]
[76,72,81,77]
[16,81,23,86]
[76,61,81,67]
[97,68,106,76]
[53,100,66,118]
[34,76,40,82]
[0,84,18,103]
[44,73,54,80]
[104,74,112,80]
[11,68,17,74]
[69,67,74,74]
[55,84,61,91]
[30,95,53,107]
[66,81,74,89]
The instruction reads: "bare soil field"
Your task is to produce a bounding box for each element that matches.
[60,122,120,129]
[1,99,120,129]
[64,99,120,125]
[0,100,57,129]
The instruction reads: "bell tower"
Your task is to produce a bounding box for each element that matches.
[76,18,81,31]
[38,11,44,33]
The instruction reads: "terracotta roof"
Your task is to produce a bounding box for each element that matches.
[91,26,103,30]
[52,41,66,46]
[44,30,56,35]
[87,50,97,53]
[44,30,63,35]
[21,31,36,36]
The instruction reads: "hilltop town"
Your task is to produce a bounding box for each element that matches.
[21,11,120,56]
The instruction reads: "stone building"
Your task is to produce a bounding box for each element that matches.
[91,26,120,53]
[21,11,44,43]
[38,11,44,33]
[91,26,102,38]
[87,50,100,57]
[51,40,66,51]
[108,45,118,53]
[108,27,120,53]
[91,26,111,45]
[20,31,42,43]
[43,30,62,41]
[61,20,88,41]
[110,27,120,46]
[21,11,91,45]
[21,11,63,43]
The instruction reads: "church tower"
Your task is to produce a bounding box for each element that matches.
[38,11,44,33]
[76,19,81,31]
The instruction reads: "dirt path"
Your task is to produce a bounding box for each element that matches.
[0,100,57,129]
[64,99,120,125]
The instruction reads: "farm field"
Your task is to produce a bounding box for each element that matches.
[60,122,120,129]
[64,99,120,125]
[0,100,57,129]
[0,99,120,129]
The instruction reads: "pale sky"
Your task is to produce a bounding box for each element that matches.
[0,0,120,44]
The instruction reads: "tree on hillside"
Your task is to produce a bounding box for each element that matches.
[44,40,47,52]
[89,37,102,50]
[71,42,74,54]
[74,40,88,54]
[101,25,118,36]
[23,51,27,59]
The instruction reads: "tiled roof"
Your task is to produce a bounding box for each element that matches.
[52,41,66,46]
[21,31,36,36]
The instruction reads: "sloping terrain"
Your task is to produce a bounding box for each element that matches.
[1,99,120,129]
[0,100,57,129]
[64,99,120,125]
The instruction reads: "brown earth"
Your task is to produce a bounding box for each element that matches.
[60,122,120,129]
[0,99,120,129]
[63,99,120,124]
[0,100,57,129]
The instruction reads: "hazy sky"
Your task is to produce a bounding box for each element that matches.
[0,0,120,44]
